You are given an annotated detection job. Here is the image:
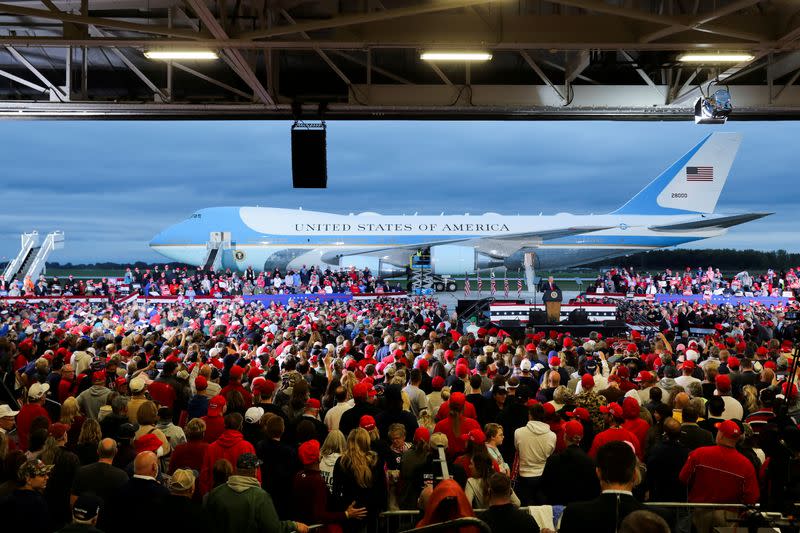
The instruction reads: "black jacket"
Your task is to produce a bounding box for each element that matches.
[646,439,690,502]
[479,503,540,533]
[541,444,600,505]
[338,401,380,438]
[679,423,714,451]
[559,492,644,533]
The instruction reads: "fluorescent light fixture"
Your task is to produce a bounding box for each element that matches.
[420,51,492,61]
[677,53,754,63]
[144,50,218,60]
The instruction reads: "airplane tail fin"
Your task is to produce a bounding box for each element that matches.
[612,132,742,215]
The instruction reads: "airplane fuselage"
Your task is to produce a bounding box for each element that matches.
[149,206,727,275]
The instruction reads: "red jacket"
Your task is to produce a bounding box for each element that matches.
[169,440,209,474]
[434,400,478,422]
[16,402,50,450]
[622,418,650,451]
[292,469,346,533]
[199,429,259,495]
[434,416,481,459]
[201,415,225,443]
[219,383,253,408]
[679,444,759,504]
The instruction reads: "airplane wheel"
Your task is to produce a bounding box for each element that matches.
[434,282,445,292]
[446,282,457,292]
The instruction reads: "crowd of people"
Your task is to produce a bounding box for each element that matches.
[0,286,798,533]
[590,266,800,297]
[0,264,396,298]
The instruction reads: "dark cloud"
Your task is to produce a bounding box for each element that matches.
[0,120,795,263]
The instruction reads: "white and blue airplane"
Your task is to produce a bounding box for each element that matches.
[149,132,769,276]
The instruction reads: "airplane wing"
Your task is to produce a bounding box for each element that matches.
[649,213,771,231]
[322,226,613,265]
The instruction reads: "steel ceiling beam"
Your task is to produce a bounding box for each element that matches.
[0,3,209,40]
[639,0,763,43]
[5,45,65,99]
[543,0,768,42]
[238,0,494,40]
[185,0,274,105]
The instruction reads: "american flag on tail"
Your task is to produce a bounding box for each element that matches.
[504,273,509,297]
[490,271,496,296]
[464,273,471,296]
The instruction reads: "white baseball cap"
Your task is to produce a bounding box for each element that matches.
[28,382,50,399]
[520,359,532,372]
[244,407,265,424]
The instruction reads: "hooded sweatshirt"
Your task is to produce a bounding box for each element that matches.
[205,475,297,533]
[319,452,340,493]
[76,385,112,419]
[621,398,650,448]
[514,420,556,477]
[199,429,259,494]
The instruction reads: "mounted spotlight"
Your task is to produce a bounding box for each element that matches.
[695,85,733,125]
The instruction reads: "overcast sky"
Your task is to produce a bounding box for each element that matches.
[0,120,795,263]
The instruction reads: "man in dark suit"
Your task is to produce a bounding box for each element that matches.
[479,472,540,533]
[539,275,562,301]
[559,440,644,533]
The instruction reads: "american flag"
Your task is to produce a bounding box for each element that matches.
[503,273,509,297]
[490,271,496,296]
[477,274,482,296]
[517,273,523,298]
[686,166,714,182]
[464,273,471,296]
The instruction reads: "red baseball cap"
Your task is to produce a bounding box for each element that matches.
[253,378,276,397]
[542,403,556,416]
[634,371,654,383]
[134,433,164,455]
[549,356,561,367]
[432,376,445,390]
[565,420,584,439]
[353,382,369,401]
[466,429,486,445]
[566,407,590,421]
[715,374,732,393]
[194,376,208,391]
[359,415,376,431]
[229,365,244,379]
[208,395,227,416]
[525,399,539,408]
[449,392,466,409]
[298,439,321,466]
[626,343,638,352]
[715,420,741,440]
[305,398,321,410]
[581,374,595,390]
[680,360,696,370]
[414,427,431,443]
[727,356,740,369]
[600,402,624,418]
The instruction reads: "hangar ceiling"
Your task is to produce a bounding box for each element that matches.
[0,0,798,119]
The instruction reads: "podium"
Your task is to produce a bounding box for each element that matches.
[545,301,562,323]
[541,286,563,323]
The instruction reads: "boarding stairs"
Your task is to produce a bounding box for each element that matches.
[3,231,64,282]
[201,231,230,271]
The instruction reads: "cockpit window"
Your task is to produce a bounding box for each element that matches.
[190,213,202,219]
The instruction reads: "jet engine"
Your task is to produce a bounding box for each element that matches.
[429,245,504,275]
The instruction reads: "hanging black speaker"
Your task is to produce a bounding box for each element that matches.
[291,122,327,188]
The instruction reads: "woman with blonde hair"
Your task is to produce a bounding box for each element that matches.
[59,396,85,450]
[320,429,346,494]
[332,427,386,533]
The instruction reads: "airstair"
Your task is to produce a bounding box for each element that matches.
[201,232,229,271]
[3,231,64,282]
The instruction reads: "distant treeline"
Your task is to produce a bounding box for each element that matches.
[586,248,800,272]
